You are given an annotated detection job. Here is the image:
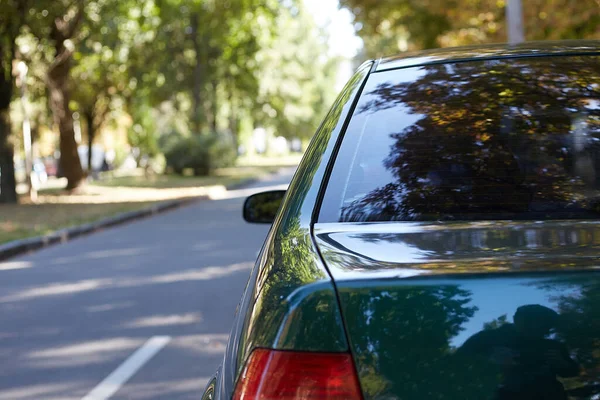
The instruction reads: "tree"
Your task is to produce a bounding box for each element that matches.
[0,0,26,203]
[25,0,86,189]
[340,0,600,56]
[3,0,340,182]
[71,48,114,174]
[339,0,454,55]
[46,2,85,189]
[70,0,125,173]
[255,4,339,141]
[145,0,278,136]
[120,0,338,160]
[186,0,278,135]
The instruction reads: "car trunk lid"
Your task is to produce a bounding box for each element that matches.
[314,221,600,399]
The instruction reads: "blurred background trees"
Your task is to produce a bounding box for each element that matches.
[0,0,599,202]
[0,0,340,201]
[340,0,600,57]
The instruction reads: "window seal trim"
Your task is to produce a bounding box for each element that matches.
[375,51,600,73]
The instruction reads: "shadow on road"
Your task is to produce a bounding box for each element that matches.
[0,173,294,399]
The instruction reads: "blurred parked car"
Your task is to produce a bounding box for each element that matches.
[203,41,600,400]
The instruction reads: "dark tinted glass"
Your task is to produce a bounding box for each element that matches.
[319,56,600,222]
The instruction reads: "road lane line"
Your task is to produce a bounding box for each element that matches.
[81,336,171,400]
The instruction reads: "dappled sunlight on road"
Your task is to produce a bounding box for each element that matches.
[25,338,144,369]
[0,261,254,303]
[0,327,61,341]
[28,337,142,359]
[148,262,253,284]
[0,261,32,271]
[122,313,203,329]
[0,168,292,400]
[50,247,149,266]
[84,302,134,313]
[0,382,84,400]
[190,240,220,252]
[170,334,229,355]
[0,279,111,302]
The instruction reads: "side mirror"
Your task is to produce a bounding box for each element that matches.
[243,190,286,224]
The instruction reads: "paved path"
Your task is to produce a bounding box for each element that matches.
[0,168,294,400]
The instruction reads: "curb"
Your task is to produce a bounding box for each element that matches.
[0,169,285,262]
[0,196,201,263]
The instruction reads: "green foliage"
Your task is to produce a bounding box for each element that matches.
[342,285,482,399]
[85,0,336,157]
[1,0,341,185]
[163,132,237,176]
[255,4,339,140]
[340,0,600,56]
[127,103,160,159]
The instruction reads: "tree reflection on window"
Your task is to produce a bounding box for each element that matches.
[329,56,600,222]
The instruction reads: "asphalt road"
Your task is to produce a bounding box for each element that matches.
[0,168,294,400]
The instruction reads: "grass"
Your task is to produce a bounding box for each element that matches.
[1,161,295,245]
[0,202,157,244]
[92,166,280,189]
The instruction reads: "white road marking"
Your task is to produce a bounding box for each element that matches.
[81,336,171,400]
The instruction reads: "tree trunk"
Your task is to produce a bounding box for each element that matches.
[0,27,17,203]
[47,44,84,190]
[0,109,17,203]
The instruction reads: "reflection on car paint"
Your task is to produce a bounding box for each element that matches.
[315,221,600,279]
[336,275,600,399]
[315,221,600,399]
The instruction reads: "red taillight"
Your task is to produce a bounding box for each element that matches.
[233,349,363,400]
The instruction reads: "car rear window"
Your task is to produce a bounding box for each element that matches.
[319,55,600,222]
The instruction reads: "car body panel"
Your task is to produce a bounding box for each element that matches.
[312,43,600,399]
[334,272,600,399]
[209,62,373,399]
[314,222,600,399]
[314,221,600,279]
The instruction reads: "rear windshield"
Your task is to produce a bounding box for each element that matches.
[319,56,600,222]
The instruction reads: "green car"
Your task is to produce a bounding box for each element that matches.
[203,41,600,400]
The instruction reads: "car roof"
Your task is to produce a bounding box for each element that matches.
[374,40,600,72]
